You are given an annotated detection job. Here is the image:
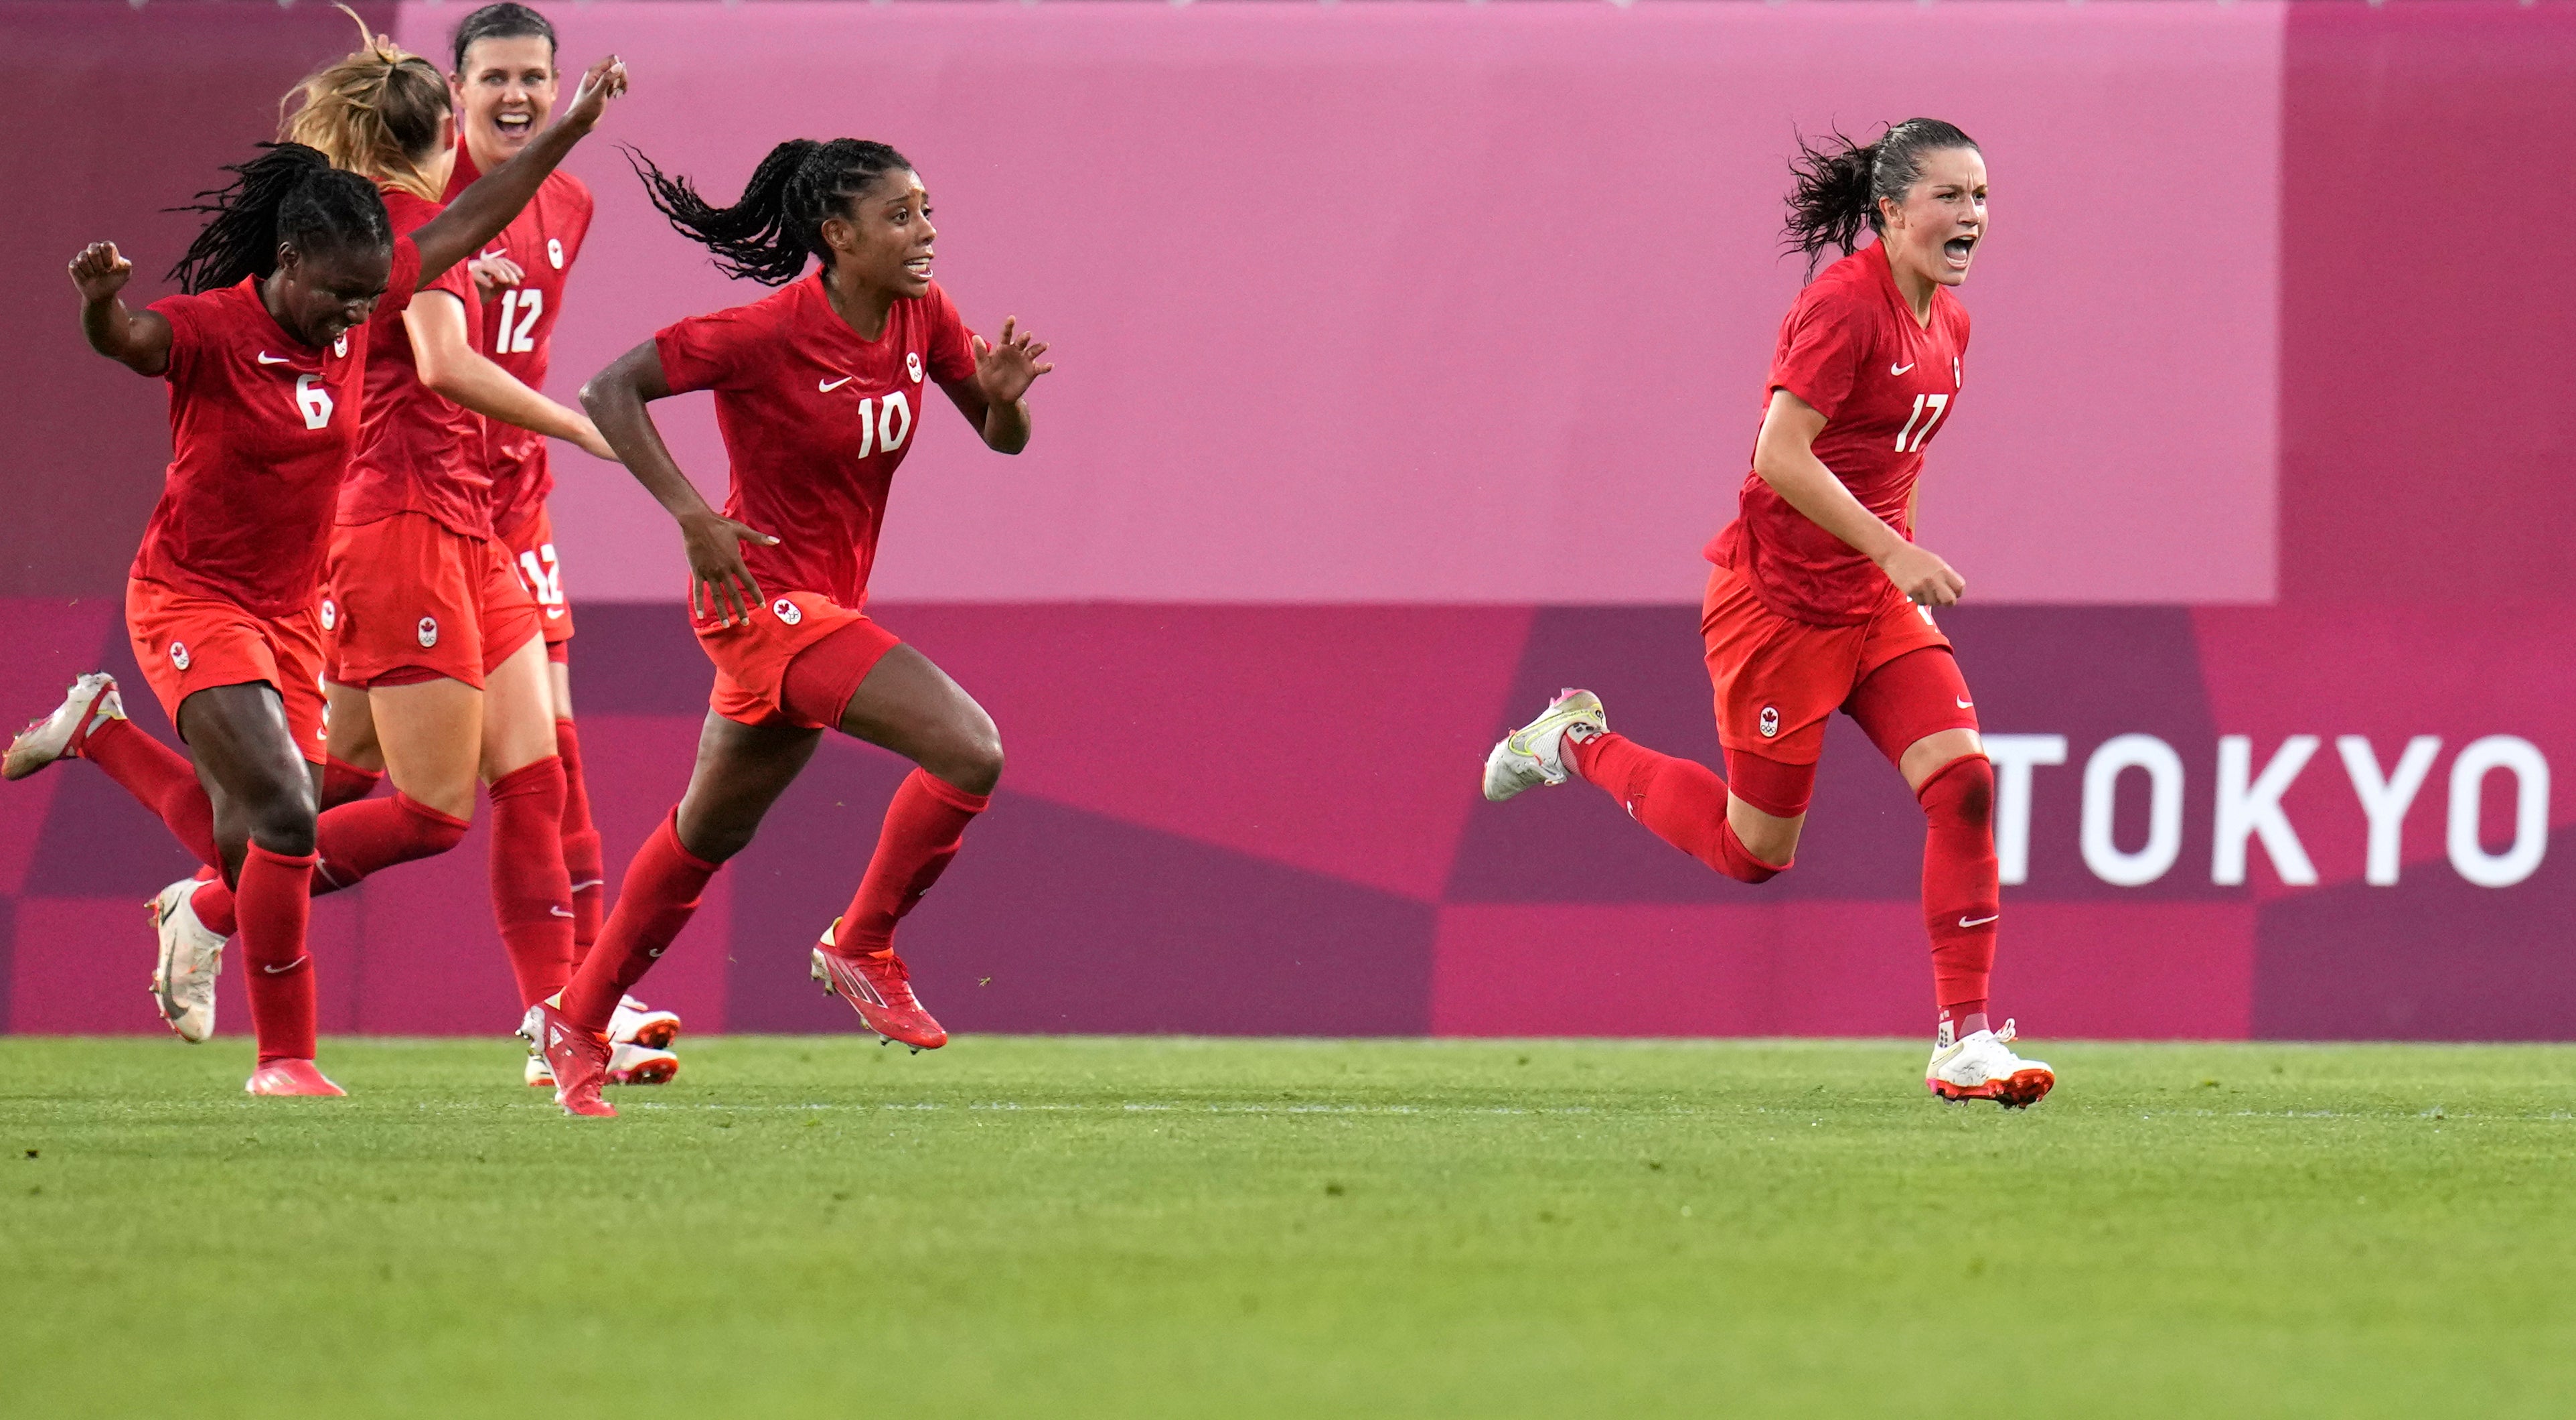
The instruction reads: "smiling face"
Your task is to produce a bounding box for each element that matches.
[1878,145,1988,290]
[267,239,395,349]
[452,35,557,175]
[819,167,936,299]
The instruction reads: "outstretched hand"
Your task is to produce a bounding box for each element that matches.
[560,55,629,134]
[69,242,133,304]
[969,317,1054,407]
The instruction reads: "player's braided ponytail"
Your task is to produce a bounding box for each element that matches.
[279,4,455,204]
[1783,118,1978,275]
[165,142,392,294]
[629,137,916,285]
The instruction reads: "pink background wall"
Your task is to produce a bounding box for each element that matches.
[475,1,2282,606]
[7,1,2575,1042]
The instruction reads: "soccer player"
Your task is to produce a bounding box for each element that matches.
[1483,120,2054,1108]
[437,5,685,1086]
[524,139,1053,1116]
[1,66,616,1092]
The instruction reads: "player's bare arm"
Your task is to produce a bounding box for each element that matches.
[403,290,613,458]
[69,242,172,376]
[937,315,1053,455]
[1752,388,1964,607]
[580,338,776,628]
[409,54,625,285]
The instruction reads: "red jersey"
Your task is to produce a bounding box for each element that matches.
[337,188,491,538]
[135,241,421,616]
[1708,240,1971,626]
[654,275,978,608]
[445,147,593,539]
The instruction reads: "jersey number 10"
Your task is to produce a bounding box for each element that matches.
[1893,393,1950,453]
[496,289,544,355]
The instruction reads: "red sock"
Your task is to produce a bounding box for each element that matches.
[561,810,718,1034]
[1918,756,2000,1035]
[487,757,575,1009]
[1564,732,1789,884]
[313,792,471,892]
[84,717,219,868]
[552,719,604,961]
[190,791,471,929]
[832,770,989,955]
[319,756,383,811]
[236,842,317,1064]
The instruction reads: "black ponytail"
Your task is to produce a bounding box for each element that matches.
[1783,118,1978,274]
[165,141,392,294]
[628,137,915,285]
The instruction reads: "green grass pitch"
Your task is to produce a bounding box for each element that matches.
[3,1036,2573,1417]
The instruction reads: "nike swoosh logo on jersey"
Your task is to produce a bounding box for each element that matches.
[479,246,508,261]
[1958,914,1999,928]
[550,906,575,919]
[819,376,853,393]
[1890,362,1916,376]
[1957,697,1974,709]
[256,352,292,365]
[262,957,309,974]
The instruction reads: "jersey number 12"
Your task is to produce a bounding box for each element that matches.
[497,289,543,354]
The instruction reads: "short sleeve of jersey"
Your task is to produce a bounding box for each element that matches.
[923,283,978,385]
[655,305,770,396]
[384,236,423,318]
[147,291,208,387]
[1768,285,1868,421]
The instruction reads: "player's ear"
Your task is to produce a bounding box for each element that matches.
[275,242,301,279]
[817,213,855,257]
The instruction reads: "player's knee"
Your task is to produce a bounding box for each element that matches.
[929,713,1003,796]
[244,788,318,859]
[1916,754,1993,828]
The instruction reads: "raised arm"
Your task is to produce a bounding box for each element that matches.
[579,340,775,628]
[935,316,1052,455]
[70,242,173,377]
[1751,388,1964,607]
[404,291,611,459]
[408,55,627,285]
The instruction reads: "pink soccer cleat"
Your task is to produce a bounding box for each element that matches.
[811,917,947,1051]
[520,999,615,1117]
[244,1059,346,1096]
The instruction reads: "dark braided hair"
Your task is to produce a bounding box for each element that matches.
[165,142,392,294]
[451,2,556,73]
[1783,118,1979,274]
[628,139,915,285]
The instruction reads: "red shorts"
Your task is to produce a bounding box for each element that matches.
[498,502,575,654]
[698,590,900,730]
[125,577,329,764]
[1701,561,1973,766]
[323,512,542,691]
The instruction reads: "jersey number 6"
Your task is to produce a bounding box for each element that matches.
[294,372,333,431]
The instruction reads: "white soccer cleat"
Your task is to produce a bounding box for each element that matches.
[606,1041,679,1086]
[5,672,125,781]
[1926,1019,2055,1109]
[147,877,226,1043]
[524,1050,554,1088]
[1482,688,1607,802]
[609,995,681,1050]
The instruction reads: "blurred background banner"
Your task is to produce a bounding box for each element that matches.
[4,1,2570,1039]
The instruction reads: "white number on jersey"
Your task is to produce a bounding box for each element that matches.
[850,390,913,460]
[497,288,544,355]
[517,543,565,609]
[294,372,333,430]
[1893,393,1950,453]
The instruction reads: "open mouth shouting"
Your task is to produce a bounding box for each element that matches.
[494,109,537,144]
[903,253,934,283]
[1942,233,1978,271]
